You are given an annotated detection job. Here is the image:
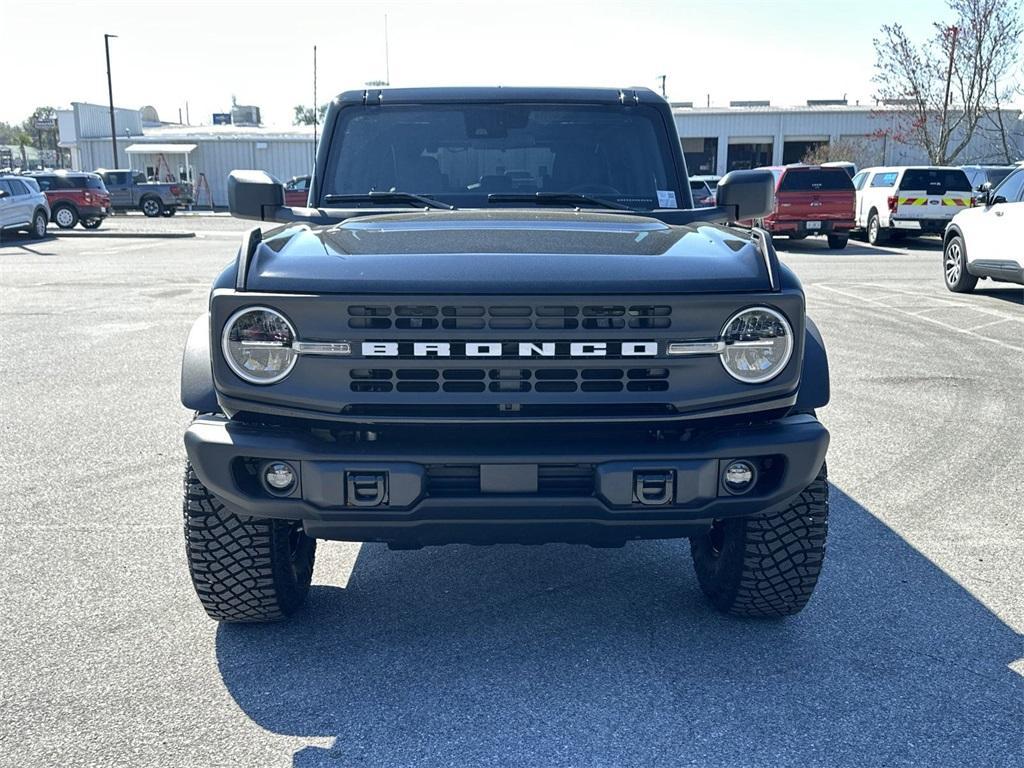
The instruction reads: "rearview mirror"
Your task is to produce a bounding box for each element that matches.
[715,170,775,222]
[228,170,284,221]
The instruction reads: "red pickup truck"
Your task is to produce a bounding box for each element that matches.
[753,165,855,250]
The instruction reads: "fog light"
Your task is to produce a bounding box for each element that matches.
[723,460,756,494]
[264,462,296,492]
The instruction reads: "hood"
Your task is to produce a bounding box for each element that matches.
[245,210,771,294]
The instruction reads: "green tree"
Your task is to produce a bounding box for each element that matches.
[292,104,329,125]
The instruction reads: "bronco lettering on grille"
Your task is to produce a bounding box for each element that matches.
[361,341,659,358]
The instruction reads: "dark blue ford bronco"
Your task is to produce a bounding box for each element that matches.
[181,87,830,622]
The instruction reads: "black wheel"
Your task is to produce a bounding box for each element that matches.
[141,197,164,217]
[944,234,977,293]
[30,209,48,239]
[161,206,177,217]
[788,233,807,241]
[690,463,829,617]
[183,462,316,622]
[866,210,887,245]
[81,218,103,230]
[53,204,78,229]
[827,234,848,250]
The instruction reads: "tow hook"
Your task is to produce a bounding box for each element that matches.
[633,470,675,506]
[346,471,389,507]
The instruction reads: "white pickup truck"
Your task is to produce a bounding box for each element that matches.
[851,166,973,244]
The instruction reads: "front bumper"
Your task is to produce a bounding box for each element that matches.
[184,414,829,546]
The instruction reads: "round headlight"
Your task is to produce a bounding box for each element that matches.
[222,307,298,384]
[719,307,793,384]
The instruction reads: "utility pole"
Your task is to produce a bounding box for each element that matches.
[940,25,959,163]
[312,44,318,166]
[104,34,118,168]
[658,75,667,99]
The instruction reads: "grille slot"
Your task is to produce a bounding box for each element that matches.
[426,464,595,497]
[347,303,671,331]
[349,367,669,393]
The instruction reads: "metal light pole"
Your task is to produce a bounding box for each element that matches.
[104,34,118,168]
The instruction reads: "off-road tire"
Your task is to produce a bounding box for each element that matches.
[141,197,163,217]
[827,234,848,250]
[690,463,829,617]
[867,210,887,245]
[183,463,316,622]
[53,204,78,229]
[944,234,977,293]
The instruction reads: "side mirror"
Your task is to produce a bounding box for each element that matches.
[975,181,992,206]
[716,170,775,222]
[0,189,8,199]
[228,170,284,221]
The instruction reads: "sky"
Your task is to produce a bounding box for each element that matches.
[1,0,997,127]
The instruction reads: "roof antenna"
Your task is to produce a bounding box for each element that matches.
[384,14,390,86]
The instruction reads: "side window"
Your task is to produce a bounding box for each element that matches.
[852,172,867,191]
[8,179,28,196]
[0,180,12,197]
[870,172,897,188]
[134,173,147,184]
[992,169,1024,203]
[35,176,53,191]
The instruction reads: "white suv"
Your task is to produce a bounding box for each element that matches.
[942,165,1024,292]
[0,175,50,240]
[851,166,973,244]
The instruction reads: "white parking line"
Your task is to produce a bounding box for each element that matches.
[853,283,1023,321]
[968,317,1013,331]
[815,284,1024,352]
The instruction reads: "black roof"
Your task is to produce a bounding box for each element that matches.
[336,86,664,106]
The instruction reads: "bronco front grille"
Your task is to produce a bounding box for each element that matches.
[426,463,596,497]
[347,303,673,331]
[350,367,671,394]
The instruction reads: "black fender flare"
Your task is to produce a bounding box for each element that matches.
[794,316,830,412]
[180,313,219,413]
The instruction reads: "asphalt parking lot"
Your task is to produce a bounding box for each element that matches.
[2,219,1021,767]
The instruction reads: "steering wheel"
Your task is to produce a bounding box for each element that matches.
[566,183,622,196]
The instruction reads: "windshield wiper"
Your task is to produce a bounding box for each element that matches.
[487,192,631,211]
[322,191,456,210]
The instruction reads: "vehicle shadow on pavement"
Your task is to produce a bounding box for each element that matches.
[972,286,1024,305]
[215,487,1023,767]
[774,239,904,256]
[0,234,57,251]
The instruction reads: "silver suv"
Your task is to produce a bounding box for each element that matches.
[0,176,50,240]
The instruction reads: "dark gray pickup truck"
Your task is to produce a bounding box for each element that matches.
[97,169,193,216]
[180,87,831,623]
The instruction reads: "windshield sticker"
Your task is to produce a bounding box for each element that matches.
[657,190,677,208]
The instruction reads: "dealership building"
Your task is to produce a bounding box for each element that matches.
[58,99,1023,206]
[673,100,1024,175]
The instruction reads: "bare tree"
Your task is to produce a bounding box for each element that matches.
[801,138,876,167]
[872,0,1023,164]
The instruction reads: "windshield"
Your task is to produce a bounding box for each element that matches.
[322,103,683,210]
